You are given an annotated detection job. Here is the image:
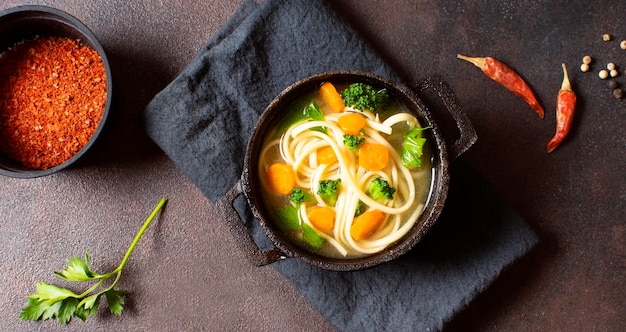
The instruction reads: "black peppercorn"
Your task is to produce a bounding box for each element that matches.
[613,88,623,99]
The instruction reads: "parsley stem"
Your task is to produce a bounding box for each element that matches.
[74,196,166,303]
[77,277,108,298]
[106,271,123,292]
[112,197,167,274]
[86,271,122,299]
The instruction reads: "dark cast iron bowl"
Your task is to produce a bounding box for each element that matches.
[217,70,476,271]
[0,5,112,178]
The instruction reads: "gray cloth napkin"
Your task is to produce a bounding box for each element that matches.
[142,0,538,330]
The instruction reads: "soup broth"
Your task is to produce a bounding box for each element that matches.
[258,82,434,259]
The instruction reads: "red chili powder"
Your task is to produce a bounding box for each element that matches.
[0,36,107,170]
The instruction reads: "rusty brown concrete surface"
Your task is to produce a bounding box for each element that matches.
[0,1,624,331]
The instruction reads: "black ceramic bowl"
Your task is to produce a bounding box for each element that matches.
[0,5,112,178]
[218,71,476,271]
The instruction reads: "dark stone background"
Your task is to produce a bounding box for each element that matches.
[1,1,623,330]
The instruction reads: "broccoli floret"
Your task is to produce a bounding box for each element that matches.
[289,188,315,205]
[340,83,390,112]
[343,134,365,152]
[354,200,366,217]
[367,177,396,201]
[317,179,341,206]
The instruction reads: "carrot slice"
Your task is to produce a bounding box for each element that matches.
[266,162,296,195]
[338,113,366,135]
[319,82,345,112]
[317,146,338,165]
[307,206,336,233]
[358,143,389,171]
[350,209,385,241]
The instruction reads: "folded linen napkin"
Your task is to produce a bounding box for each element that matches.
[142,0,538,330]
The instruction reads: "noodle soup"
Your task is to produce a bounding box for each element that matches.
[258,81,434,259]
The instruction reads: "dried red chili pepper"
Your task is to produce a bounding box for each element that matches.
[457,54,545,118]
[546,63,576,153]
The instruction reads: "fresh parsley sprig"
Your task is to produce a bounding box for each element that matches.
[19,198,168,324]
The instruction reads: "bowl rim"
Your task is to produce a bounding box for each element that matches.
[241,70,450,271]
[0,5,113,178]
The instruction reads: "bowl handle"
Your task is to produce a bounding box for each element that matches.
[215,181,284,266]
[417,76,477,161]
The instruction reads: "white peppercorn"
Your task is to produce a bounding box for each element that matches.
[607,63,616,70]
[603,33,611,41]
[583,55,592,64]
[610,69,619,77]
[621,40,626,50]
[580,63,589,72]
[599,69,609,79]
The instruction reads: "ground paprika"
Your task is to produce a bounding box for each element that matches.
[0,36,107,170]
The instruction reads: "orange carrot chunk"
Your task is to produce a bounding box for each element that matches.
[317,146,338,165]
[307,206,336,233]
[338,112,366,135]
[350,209,385,241]
[358,143,389,171]
[319,82,345,113]
[266,162,296,195]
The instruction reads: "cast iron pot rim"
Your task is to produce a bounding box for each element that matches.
[0,5,113,178]
[241,70,450,271]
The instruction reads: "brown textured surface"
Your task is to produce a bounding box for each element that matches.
[0,1,624,331]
